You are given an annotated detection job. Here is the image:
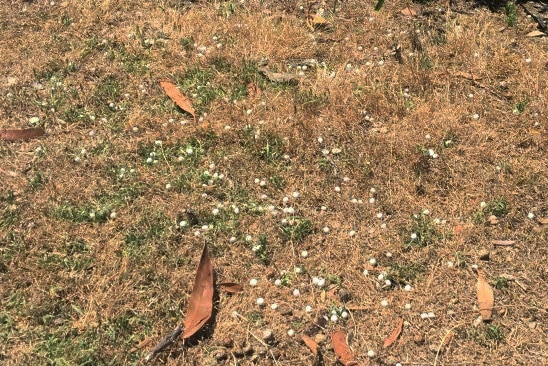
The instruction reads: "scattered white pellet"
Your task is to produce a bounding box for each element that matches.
[271,303,278,310]
[179,220,188,227]
[404,285,413,291]
[292,289,301,296]
[367,350,376,358]
[322,226,330,233]
[256,297,265,306]
[348,230,356,237]
[249,278,258,287]
[369,258,377,266]
[527,212,535,219]
[317,278,326,287]
[292,191,300,198]
[287,329,295,336]
[305,305,313,313]
[341,311,349,319]
[334,186,341,192]
[369,197,376,204]
[380,299,389,307]
[301,250,309,258]
[385,279,392,287]
[404,303,412,310]
[330,314,338,322]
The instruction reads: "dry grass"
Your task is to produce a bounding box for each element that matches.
[0,0,546,365]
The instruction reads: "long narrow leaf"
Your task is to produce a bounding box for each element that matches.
[182,244,214,338]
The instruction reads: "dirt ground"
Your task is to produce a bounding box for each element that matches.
[0,0,546,365]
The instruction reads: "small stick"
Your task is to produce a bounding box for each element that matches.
[492,240,516,247]
[144,325,183,363]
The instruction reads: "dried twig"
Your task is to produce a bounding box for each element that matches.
[144,326,183,363]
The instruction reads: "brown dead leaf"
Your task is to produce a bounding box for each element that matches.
[332,330,357,366]
[454,71,483,81]
[526,30,546,37]
[0,127,45,141]
[130,338,152,353]
[218,282,243,294]
[476,270,494,321]
[401,7,417,16]
[306,13,330,31]
[182,244,214,339]
[246,83,259,98]
[453,224,465,235]
[383,318,403,348]
[301,334,318,355]
[160,80,196,119]
[258,67,298,83]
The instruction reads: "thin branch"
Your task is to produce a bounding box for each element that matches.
[144,325,183,363]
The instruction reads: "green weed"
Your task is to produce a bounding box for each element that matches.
[486,325,504,342]
[280,217,313,242]
[492,276,509,290]
[251,234,270,264]
[388,262,425,284]
[403,211,440,248]
[505,2,517,27]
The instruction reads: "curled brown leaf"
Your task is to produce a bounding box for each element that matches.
[383,318,403,348]
[0,128,45,141]
[160,80,196,119]
[332,330,357,366]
